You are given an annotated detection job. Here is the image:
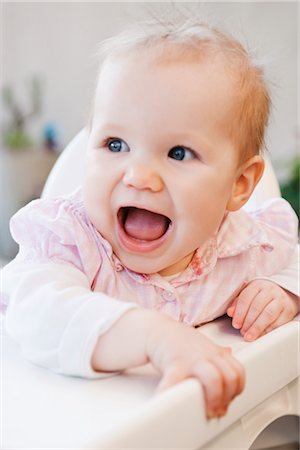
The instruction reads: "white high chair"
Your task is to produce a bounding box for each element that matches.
[3,129,299,450]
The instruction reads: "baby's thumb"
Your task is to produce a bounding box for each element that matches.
[227,300,237,317]
[155,367,187,395]
[220,346,232,356]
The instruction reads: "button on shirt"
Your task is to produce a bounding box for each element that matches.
[162,290,176,302]
[2,187,298,378]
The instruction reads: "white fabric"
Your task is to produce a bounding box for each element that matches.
[255,244,299,295]
[3,260,137,377]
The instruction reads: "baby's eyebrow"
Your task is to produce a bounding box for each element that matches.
[96,122,126,134]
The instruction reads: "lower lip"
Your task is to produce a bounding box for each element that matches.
[117,221,172,254]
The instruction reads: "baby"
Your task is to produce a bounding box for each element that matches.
[2,17,299,419]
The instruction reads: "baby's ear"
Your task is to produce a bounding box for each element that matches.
[227,155,265,211]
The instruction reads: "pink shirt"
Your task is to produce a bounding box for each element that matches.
[2,188,298,377]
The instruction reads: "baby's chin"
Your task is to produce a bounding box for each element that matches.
[114,251,168,275]
[115,250,194,277]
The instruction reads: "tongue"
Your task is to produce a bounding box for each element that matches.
[124,208,169,241]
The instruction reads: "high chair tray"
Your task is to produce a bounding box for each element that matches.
[2,316,299,449]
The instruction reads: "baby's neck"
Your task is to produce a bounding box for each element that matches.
[162,271,182,282]
[158,252,195,277]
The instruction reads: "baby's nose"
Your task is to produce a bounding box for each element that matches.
[122,163,163,192]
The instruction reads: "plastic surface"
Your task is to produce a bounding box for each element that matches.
[2,316,299,449]
[42,128,89,199]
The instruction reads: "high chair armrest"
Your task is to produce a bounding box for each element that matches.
[92,316,299,449]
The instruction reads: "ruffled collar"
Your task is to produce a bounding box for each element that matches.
[216,208,274,258]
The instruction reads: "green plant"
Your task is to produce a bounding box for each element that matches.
[280,157,299,219]
[2,77,42,150]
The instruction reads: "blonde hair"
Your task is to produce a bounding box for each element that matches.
[96,16,271,161]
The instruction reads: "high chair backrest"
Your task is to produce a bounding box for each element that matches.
[42,128,281,207]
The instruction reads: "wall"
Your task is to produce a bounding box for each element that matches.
[2,2,298,172]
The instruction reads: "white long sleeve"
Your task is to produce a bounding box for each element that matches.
[3,259,137,377]
[254,244,299,296]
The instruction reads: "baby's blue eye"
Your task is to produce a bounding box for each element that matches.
[168,146,194,161]
[107,138,129,153]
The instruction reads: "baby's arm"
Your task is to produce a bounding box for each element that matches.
[227,279,299,341]
[4,258,244,419]
[92,308,245,418]
[3,259,136,376]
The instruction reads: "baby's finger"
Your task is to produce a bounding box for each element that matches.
[211,354,245,410]
[264,313,293,333]
[227,283,249,317]
[240,290,274,334]
[224,354,245,396]
[156,366,187,393]
[192,360,224,418]
[243,299,283,341]
[231,283,262,329]
[227,299,237,317]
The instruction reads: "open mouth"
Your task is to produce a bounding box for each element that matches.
[117,206,172,252]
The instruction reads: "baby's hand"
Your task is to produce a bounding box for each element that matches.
[147,317,245,419]
[227,280,299,341]
[93,309,245,419]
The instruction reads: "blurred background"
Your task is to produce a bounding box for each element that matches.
[0,2,299,261]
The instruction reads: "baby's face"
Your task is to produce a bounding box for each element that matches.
[84,55,241,275]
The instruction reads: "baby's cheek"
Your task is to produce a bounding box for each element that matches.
[83,183,101,224]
